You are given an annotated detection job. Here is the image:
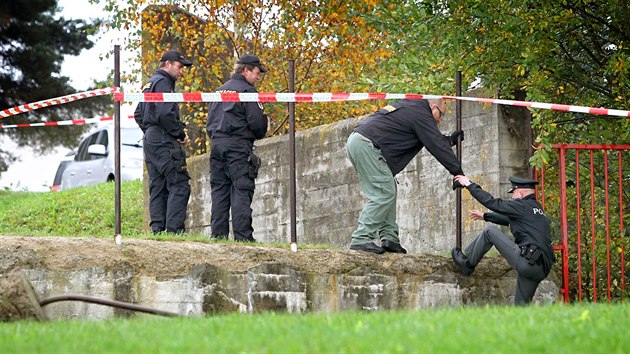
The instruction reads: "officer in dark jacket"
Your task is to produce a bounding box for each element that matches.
[134,50,192,234]
[206,54,268,242]
[452,175,555,305]
[346,99,464,254]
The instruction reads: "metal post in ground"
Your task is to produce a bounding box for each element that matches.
[114,45,122,245]
[455,70,463,249]
[288,59,297,252]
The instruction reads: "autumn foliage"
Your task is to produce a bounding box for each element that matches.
[102,0,392,156]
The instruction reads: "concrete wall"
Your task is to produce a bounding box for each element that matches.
[143,93,530,253]
[0,237,560,320]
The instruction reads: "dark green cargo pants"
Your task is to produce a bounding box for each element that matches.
[346,131,400,246]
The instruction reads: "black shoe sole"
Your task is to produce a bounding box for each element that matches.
[350,244,385,254]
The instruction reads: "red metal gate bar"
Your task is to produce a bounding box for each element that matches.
[558,146,571,303]
[604,150,612,302]
[589,150,598,302]
[575,150,583,301]
[619,151,626,294]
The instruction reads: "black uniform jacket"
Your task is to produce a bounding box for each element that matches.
[353,99,463,176]
[467,183,555,274]
[133,69,186,141]
[206,73,268,145]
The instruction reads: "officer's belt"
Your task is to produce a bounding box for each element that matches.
[519,244,543,265]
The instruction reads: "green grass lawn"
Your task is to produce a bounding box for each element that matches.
[0,180,145,237]
[1,181,627,353]
[1,303,628,353]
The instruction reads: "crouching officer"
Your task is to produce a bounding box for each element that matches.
[206,54,268,242]
[134,50,192,234]
[451,175,555,305]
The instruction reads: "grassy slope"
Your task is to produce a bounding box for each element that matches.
[1,303,628,353]
[0,180,145,237]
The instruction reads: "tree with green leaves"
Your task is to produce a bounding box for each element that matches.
[0,0,109,174]
[364,0,629,164]
[364,0,629,301]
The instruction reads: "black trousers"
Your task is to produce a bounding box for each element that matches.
[144,127,191,233]
[465,225,548,305]
[210,142,256,241]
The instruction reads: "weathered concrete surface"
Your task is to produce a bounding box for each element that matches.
[172,90,533,254]
[0,237,560,320]
[0,267,48,322]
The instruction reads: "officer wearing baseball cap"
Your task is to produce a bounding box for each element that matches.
[160,50,193,66]
[451,174,555,305]
[236,54,267,73]
[133,49,193,234]
[206,54,269,242]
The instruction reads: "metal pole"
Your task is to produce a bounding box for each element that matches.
[114,45,122,245]
[455,71,463,249]
[288,60,297,252]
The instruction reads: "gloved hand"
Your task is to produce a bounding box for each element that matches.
[448,130,464,146]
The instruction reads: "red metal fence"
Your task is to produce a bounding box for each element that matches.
[537,144,629,302]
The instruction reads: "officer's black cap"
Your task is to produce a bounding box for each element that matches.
[508,176,539,193]
[160,50,193,66]
[237,54,268,73]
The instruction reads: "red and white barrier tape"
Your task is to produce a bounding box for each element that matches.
[114,91,630,117]
[115,92,439,103]
[446,96,630,118]
[2,87,627,120]
[0,87,116,119]
[0,115,135,129]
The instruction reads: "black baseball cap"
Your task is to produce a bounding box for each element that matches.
[160,50,193,66]
[508,176,539,193]
[237,54,268,73]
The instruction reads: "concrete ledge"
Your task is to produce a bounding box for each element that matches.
[1,237,560,320]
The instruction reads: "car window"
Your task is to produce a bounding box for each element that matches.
[75,133,96,161]
[90,130,108,160]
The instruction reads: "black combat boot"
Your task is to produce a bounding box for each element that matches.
[451,247,475,276]
[381,240,407,254]
[350,242,385,254]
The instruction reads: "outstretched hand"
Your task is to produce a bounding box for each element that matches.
[468,209,484,220]
[454,175,471,187]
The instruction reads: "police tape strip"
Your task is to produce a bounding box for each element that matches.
[0,115,135,129]
[0,87,116,119]
[2,87,628,120]
[113,91,630,117]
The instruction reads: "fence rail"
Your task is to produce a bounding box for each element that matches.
[538,144,629,302]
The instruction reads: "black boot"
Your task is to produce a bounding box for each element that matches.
[350,242,385,254]
[381,240,407,254]
[451,247,475,276]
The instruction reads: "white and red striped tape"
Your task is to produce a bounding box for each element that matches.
[0,115,135,129]
[0,87,116,119]
[113,92,630,118]
[1,87,628,120]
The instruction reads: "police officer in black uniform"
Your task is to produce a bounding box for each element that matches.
[451,175,555,305]
[134,50,192,234]
[206,54,268,242]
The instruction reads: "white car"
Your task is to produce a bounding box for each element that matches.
[60,125,144,190]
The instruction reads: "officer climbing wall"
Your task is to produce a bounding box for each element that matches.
[451,175,555,305]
